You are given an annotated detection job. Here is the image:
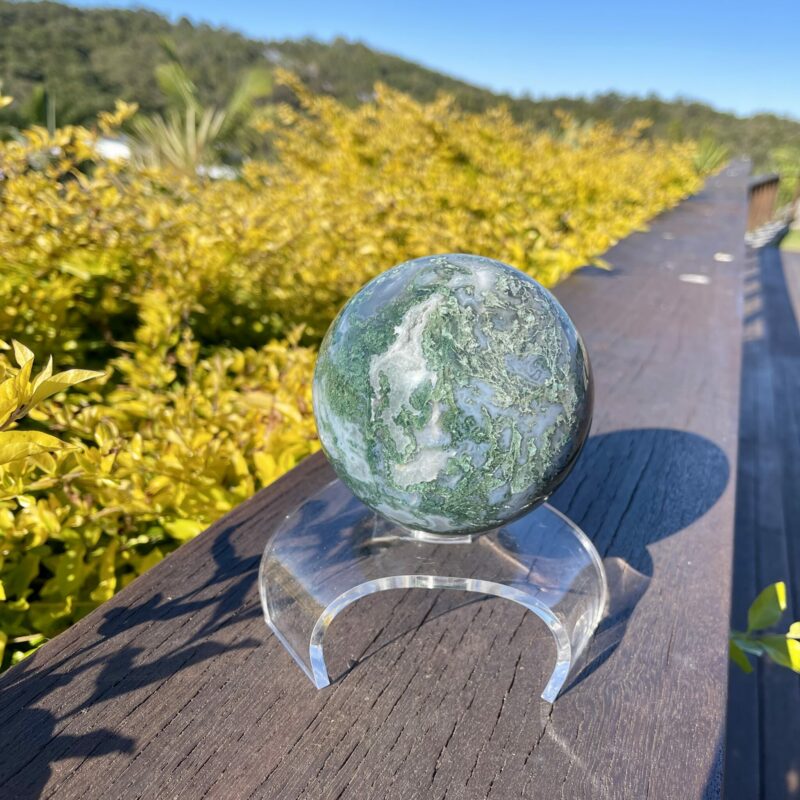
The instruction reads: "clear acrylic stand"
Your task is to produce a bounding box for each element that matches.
[259,479,607,703]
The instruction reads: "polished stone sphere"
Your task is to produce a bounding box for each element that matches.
[313,254,593,534]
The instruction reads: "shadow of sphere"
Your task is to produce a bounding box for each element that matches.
[550,427,730,569]
[550,426,730,692]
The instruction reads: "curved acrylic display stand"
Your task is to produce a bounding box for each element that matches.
[259,479,607,703]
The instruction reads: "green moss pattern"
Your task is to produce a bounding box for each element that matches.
[313,254,592,534]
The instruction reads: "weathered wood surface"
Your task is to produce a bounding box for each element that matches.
[0,163,749,799]
[725,245,800,800]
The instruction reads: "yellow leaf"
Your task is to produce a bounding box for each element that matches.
[164,518,206,541]
[791,639,800,672]
[0,579,5,601]
[30,356,54,394]
[0,431,69,466]
[28,451,57,473]
[12,341,34,369]
[0,377,19,429]
[242,391,274,410]
[230,450,249,479]
[98,99,139,134]
[146,475,172,495]
[190,431,214,450]
[93,420,119,448]
[253,451,277,484]
[13,357,34,405]
[31,369,105,405]
[760,634,800,672]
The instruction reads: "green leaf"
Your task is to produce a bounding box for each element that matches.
[733,636,764,656]
[28,597,74,635]
[0,431,69,466]
[747,582,787,632]
[3,552,41,598]
[759,635,800,672]
[90,540,118,603]
[729,638,753,674]
[154,62,200,113]
[55,541,86,598]
[222,67,273,137]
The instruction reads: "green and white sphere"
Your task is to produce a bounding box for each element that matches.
[313,254,592,534]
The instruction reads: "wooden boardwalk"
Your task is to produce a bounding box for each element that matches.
[0,164,749,799]
[726,244,800,800]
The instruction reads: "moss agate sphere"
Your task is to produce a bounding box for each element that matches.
[313,254,593,535]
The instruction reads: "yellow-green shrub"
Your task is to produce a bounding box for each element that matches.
[0,80,704,361]
[0,333,317,668]
[0,78,706,667]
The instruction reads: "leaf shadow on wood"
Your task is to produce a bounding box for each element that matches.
[0,708,134,800]
[0,517,264,799]
[0,707,135,800]
[0,428,730,798]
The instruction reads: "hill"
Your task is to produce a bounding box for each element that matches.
[1,0,799,168]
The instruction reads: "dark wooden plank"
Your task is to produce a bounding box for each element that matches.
[724,253,762,800]
[0,163,749,800]
[725,246,800,800]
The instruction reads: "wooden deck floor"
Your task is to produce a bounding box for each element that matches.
[726,245,800,800]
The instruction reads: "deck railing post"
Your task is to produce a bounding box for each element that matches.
[747,173,780,232]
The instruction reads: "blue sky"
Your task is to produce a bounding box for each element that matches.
[71,0,800,119]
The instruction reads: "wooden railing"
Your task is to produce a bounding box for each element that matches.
[747,173,780,232]
[0,164,750,800]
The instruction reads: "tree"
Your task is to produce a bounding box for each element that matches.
[129,49,272,174]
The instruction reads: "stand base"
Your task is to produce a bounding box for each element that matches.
[259,479,607,703]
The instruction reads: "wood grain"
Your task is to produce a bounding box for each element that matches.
[0,162,749,799]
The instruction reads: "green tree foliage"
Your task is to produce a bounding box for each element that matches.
[130,51,272,172]
[0,1,266,125]
[1,0,799,171]
[765,145,800,205]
